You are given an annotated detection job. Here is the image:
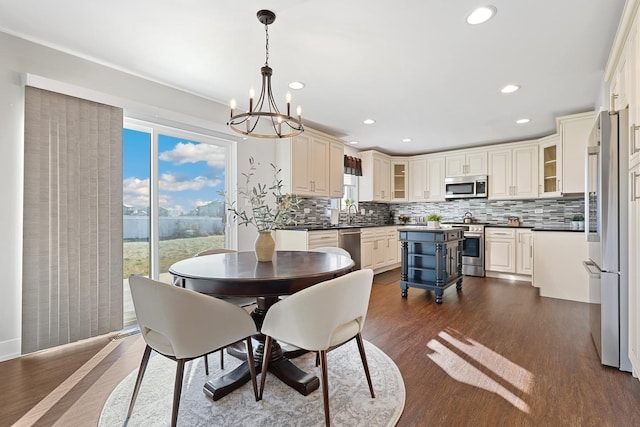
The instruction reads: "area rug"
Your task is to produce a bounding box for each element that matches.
[99,340,404,426]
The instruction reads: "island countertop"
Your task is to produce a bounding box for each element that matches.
[397,226,465,232]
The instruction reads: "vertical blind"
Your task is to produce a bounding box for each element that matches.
[22,86,123,353]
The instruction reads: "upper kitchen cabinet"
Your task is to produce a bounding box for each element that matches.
[488,142,538,199]
[391,159,408,202]
[538,134,562,197]
[445,150,487,177]
[557,111,593,194]
[408,155,445,202]
[329,139,345,198]
[275,128,343,198]
[624,13,640,168]
[360,150,391,202]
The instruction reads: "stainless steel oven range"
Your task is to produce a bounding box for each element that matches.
[442,223,485,277]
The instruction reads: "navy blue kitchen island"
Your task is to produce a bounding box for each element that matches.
[398,226,464,304]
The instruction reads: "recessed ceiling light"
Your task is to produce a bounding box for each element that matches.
[288,81,305,90]
[466,5,497,25]
[363,119,376,125]
[516,118,530,124]
[402,138,412,143]
[349,140,359,145]
[501,84,520,94]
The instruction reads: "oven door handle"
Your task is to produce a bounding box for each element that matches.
[463,233,483,237]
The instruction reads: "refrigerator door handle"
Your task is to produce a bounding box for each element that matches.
[585,145,601,242]
[582,260,601,278]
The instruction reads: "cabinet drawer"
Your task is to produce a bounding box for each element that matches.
[485,228,516,238]
[445,230,463,241]
[307,230,338,249]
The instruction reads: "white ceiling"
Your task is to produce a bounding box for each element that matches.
[0,0,627,155]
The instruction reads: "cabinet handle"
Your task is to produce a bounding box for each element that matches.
[631,124,640,155]
[632,171,640,202]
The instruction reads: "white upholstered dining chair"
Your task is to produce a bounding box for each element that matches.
[190,248,255,373]
[258,269,376,426]
[126,275,259,427]
[312,246,351,258]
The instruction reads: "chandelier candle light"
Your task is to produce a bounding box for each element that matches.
[228,10,303,139]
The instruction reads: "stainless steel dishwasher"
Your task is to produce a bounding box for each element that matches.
[339,228,361,270]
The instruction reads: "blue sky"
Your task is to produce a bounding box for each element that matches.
[123,129,226,216]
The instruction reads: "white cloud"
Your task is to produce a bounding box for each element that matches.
[123,177,150,206]
[159,142,226,168]
[159,173,222,192]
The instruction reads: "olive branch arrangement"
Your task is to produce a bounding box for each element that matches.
[220,157,300,232]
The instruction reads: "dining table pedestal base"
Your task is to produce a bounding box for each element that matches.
[202,345,320,400]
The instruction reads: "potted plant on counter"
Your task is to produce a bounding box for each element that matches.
[571,214,585,230]
[427,213,442,229]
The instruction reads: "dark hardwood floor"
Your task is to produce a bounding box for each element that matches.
[2,270,640,426]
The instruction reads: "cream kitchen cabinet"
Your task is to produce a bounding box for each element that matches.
[516,229,533,275]
[361,226,400,272]
[538,134,562,197]
[485,227,532,280]
[276,128,343,198]
[488,143,538,199]
[485,228,516,273]
[445,150,487,177]
[385,227,399,265]
[275,229,339,250]
[629,162,640,370]
[329,139,345,198]
[557,112,593,194]
[360,150,391,202]
[391,159,408,202]
[408,155,445,202]
[609,0,640,380]
[627,17,640,169]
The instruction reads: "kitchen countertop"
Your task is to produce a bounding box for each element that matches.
[398,225,465,231]
[279,223,584,232]
[485,224,584,232]
[277,223,395,231]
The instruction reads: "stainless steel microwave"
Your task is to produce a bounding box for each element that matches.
[444,175,488,199]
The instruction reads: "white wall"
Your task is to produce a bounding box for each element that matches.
[0,31,275,360]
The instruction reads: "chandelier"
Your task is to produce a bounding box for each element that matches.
[227,10,304,139]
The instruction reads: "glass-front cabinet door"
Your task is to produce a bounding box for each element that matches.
[391,160,408,201]
[539,134,562,197]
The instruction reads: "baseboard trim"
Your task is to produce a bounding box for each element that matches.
[0,338,21,362]
[485,271,532,283]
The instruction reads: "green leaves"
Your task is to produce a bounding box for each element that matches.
[219,157,300,232]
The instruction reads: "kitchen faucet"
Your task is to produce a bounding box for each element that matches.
[347,204,357,224]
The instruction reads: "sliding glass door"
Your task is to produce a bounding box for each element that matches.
[122,119,232,324]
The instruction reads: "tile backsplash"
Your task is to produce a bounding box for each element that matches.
[390,197,584,227]
[289,197,584,228]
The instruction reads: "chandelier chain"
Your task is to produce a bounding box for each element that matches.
[264,23,269,66]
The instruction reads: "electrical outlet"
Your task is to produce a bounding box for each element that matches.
[303,208,310,214]
[535,209,543,214]
[360,208,365,215]
[368,210,373,215]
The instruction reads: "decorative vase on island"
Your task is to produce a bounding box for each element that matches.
[427,221,440,229]
[255,231,275,262]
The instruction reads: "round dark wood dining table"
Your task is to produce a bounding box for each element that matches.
[168,250,355,400]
